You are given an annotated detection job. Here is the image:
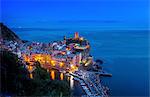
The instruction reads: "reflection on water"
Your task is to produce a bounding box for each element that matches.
[49,70,74,90]
[50,70,55,80]
[70,76,74,89]
[60,73,64,80]
[67,76,70,81]
[29,73,33,79]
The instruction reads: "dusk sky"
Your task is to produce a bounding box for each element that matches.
[1,0,149,30]
[0,1,149,96]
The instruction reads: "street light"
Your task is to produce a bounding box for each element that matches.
[59,62,64,67]
[51,60,55,66]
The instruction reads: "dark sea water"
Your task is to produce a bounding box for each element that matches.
[13,28,149,96]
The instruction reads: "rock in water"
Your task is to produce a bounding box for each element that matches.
[96,59,103,65]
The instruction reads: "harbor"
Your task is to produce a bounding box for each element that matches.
[69,70,111,97]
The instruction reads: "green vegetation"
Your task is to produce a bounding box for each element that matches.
[0,50,71,96]
[1,50,28,95]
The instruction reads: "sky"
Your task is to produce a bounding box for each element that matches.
[1,0,149,30]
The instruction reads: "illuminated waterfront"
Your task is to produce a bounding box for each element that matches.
[1,32,111,96]
[14,30,149,96]
[21,32,90,74]
[1,23,148,96]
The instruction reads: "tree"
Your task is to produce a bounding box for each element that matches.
[0,50,28,95]
[0,50,71,96]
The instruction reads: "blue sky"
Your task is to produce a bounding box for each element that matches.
[1,0,149,30]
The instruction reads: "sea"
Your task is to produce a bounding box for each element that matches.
[12,24,149,97]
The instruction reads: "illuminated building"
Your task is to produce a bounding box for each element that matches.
[21,32,92,78]
[74,32,79,39]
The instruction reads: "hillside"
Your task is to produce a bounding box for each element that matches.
[0,23,22,43]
